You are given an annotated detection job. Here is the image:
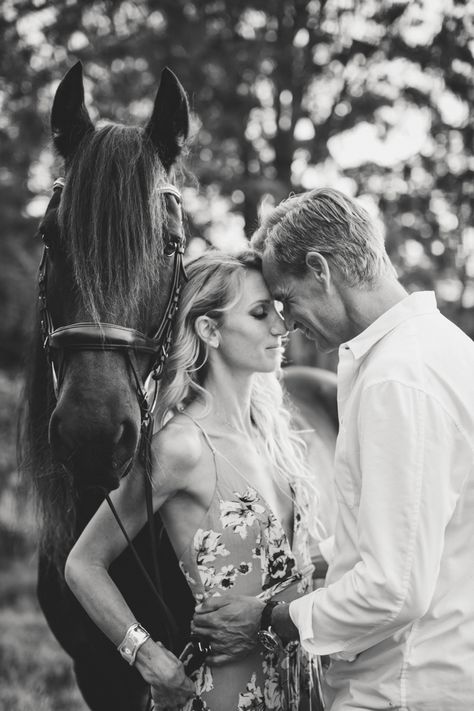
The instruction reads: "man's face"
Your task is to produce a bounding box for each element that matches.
[262,252,349,353]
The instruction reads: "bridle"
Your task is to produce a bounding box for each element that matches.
[38,177,186,423]
[38,177,187,650]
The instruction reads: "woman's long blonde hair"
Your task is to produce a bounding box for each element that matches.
[156,250,324,538]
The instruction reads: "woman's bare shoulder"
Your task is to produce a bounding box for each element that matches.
[152,413,203,477]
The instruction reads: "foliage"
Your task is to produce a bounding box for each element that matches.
[0,0,473,367]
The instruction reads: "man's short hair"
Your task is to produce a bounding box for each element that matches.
[251,188,395,287]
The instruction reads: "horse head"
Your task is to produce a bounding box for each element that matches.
[36,62,189,493]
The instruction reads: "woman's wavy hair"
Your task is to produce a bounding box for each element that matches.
[156,249,324,538]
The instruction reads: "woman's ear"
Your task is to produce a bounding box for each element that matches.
[195,316,220,348]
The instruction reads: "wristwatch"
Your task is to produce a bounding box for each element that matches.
[117,623,150,665]
[257,600,284,653]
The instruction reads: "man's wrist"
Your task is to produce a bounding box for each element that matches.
[271,602,299,644]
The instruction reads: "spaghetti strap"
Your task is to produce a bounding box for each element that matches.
[178,410,217,455]
[179,412,295,543]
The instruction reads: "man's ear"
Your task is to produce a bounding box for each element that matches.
[305,251,331,291]
[195,316,220,348]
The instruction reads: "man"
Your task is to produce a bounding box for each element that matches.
[193,187,474,709]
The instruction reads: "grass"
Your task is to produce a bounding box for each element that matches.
[0,370,89,711]
[0,554,89,711]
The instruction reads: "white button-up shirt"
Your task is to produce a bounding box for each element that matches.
[290,291,474,710]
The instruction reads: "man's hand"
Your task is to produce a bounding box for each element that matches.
[191,595,264,665]
[135,639,194,711]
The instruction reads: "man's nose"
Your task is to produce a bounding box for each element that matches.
[280,308,295,333]
[283,314,296,332]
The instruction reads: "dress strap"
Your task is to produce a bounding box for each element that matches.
[178,411,224,503]
[178,410,217,455]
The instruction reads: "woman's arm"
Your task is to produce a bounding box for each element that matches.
[65,422,202,704]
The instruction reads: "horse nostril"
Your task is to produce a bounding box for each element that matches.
[49,405,140,480]
[112,424,125,446]
[114,420,137,457]
[49,414,76,464]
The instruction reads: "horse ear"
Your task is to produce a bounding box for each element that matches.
[51,61,93,160]
[145,67,190,171]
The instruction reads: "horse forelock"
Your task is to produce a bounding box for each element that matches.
[58,122,170,325]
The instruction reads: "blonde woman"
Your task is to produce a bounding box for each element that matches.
[65,251,325,711]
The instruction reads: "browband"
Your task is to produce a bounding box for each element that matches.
[47,323,162,354]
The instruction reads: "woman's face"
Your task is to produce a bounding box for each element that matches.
[215,270,287,374]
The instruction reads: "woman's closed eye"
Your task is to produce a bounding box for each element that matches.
[251,308,269,320]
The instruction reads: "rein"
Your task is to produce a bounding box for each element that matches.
[38,178,187,651]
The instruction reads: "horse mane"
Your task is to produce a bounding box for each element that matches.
[59,122,171,325]
[19,121,181,570]
[18,321,77,570]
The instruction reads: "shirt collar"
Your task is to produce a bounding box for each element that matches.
[341,291,438,361]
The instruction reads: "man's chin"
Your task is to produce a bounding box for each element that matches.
[301,329,337,353]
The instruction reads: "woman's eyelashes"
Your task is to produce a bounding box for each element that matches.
[251,309,269,320]
[251,301,285,320]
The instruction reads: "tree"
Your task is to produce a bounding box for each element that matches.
[1,0,473,366]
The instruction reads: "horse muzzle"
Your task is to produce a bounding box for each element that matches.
[49,398,140,491]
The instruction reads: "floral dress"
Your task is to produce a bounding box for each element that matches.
[178,418,324,711]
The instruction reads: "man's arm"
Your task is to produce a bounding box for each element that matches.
[290,380,466,657]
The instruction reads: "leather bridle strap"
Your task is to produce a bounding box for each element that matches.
[48,323,162,353]
[105,486,179,650]
[39,181,186,403]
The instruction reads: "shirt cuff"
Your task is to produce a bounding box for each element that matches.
[289,589,357,660]
[289,589,320,654]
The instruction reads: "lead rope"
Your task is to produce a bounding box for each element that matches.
[105,350,180,653]
[105,421,179,652]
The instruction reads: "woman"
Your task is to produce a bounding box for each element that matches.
[65,251,325,710]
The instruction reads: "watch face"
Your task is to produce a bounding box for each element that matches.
[257,629,282,653]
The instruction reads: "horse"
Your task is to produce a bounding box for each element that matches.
[20,61,196,711]
[19,62,338,711]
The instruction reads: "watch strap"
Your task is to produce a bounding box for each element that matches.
[260,600,283,632]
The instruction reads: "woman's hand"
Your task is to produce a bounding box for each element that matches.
[135,639,194,710]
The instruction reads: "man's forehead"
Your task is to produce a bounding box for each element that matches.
[262,255,294,299]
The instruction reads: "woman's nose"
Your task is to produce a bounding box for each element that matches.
[270,312,289,336]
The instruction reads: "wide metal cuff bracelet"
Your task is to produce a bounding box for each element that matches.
[117,623,150,665]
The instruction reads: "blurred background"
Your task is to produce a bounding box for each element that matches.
[0,0,473,708]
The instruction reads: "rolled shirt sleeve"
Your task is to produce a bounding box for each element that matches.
[290,380,466,658]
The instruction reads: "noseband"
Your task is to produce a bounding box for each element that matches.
[38,178,187,426]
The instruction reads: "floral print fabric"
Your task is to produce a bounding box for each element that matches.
[178,443,321,711]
